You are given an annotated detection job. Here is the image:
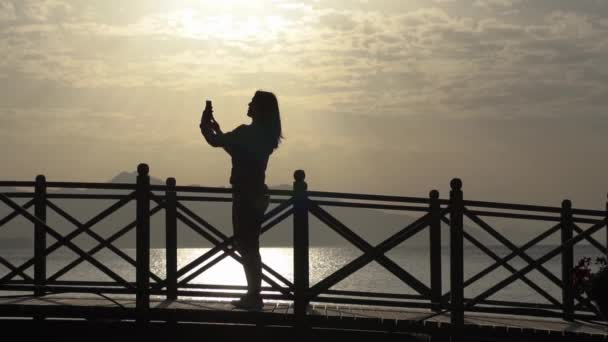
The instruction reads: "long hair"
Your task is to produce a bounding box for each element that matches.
[253,90,283,150]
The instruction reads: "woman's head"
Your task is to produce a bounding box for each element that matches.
[248,90,283,150]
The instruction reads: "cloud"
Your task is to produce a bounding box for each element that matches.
[0,1,16,21]
[319,12,358,31]
[21,0,73,22]
[1,0,608,205]
[473,0,524,10]
[2,2,607,121]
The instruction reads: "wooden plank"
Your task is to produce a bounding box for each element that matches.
[46,194,130,200]
[0,181,35,187]
[467,209,561,222]
[322,289,423,300]
[136,165,151,318]
[150,184,233,194]
[165,178,177,300]
[0,296,605,338]
[429,190,442,312]
[562,200,575,320]
[45,182,136,190]
[292,171,309,325]
[0,193,34,198]
[463,199,563,214]
[34,176,47,297]
[311,200,429,212]
[174,196,289,204]
[307,190,431,204]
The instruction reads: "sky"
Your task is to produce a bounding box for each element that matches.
[1,0,607,209]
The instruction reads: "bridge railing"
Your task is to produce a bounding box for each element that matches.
[0,163,606,328]
[451,191,607,324]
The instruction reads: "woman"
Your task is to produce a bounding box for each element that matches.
[199,90,283,310]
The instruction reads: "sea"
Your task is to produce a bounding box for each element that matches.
[1,245,606,305]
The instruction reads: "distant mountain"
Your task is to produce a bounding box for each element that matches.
[270,184,292,190]
[0,171,489,249]
[108,171,164,185]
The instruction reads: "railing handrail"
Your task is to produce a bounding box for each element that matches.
[1,189,604,219]
[464,199,606,217]
[2,180,605,217]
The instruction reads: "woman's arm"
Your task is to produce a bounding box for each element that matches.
[200,121,223,147]
[200,120,236,155]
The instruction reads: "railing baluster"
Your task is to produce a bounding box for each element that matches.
[166,177,178,300]
[561,199,574,320]
[429,190,442,312]
[293,170,309,325]
[136,164,150,323]
[449,178,464,330]
[34,175,46,297]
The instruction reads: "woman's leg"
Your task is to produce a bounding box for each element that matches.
[248,192,268,296]
[245,203,263,297]
[240,231,262,296]
[232,195,263,297]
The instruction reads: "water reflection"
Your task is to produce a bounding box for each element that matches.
[3,246,605,303]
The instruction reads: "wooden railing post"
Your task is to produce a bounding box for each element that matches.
[136,163,151,322]
[165,177,178,301]
[561,199,574,320]
[605,193,607,262]
[429,190,442,312]
[293,169,309,324]
[34,175,46,297]
[449,178,464,330]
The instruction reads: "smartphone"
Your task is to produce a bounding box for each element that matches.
[206,100,216,122]
[202,100,212,125]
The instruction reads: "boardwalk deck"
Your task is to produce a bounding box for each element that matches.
[0,295,605,340]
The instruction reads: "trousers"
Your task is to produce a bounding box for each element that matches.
[232,188,270,295]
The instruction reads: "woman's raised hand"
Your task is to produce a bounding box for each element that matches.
[209,119,220,132]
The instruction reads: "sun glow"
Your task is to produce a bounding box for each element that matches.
[173,7,289,41]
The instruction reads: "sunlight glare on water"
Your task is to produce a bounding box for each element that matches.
[172,248,294,287]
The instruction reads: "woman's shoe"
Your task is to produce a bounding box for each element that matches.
[230,294,248,306]
[231,294,263,311]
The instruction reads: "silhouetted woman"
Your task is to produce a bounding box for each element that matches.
[199,91,283,310]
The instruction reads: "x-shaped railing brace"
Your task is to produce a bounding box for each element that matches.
[150,193,295,297]
[0,193,137,289]
[307,203,442,299]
